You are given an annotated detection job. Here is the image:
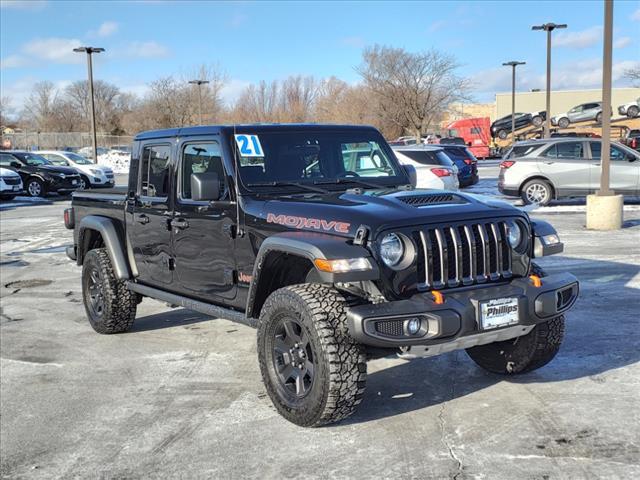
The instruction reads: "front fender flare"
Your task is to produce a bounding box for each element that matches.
[531,219,564,257]
[246,231,379,318]
[77,215,131,280]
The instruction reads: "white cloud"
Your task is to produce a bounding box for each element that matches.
[21,37,83,64]
[122,41,170,58]
[90,21,119,38]
[632,8,640,21]
[555,26,602,49]
[341,36,365,48]
[0,0,47,10]
[0,54,30,69]
[428,20,446,33]
[613,36,632,49]
[551,58,640,90]
[220,79,251,105]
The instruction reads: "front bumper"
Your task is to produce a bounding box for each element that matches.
[346,272,579,349]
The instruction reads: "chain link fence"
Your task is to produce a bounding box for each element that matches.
[0,132,134,152]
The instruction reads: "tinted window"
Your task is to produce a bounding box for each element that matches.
[0,154,19,167]
[398,150,452,167]
[590,142,628,161]
[43,154,68,166]
[180,142,227,200]
[441,147,466,160]
[140,145,171,197]
[543,142,584,159]
[508,145,538,158]
[470,127,482,135]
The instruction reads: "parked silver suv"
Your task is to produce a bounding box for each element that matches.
[498,138,640,205]
[551,102,605,128]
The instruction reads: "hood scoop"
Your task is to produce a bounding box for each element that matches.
[396,193,468,207]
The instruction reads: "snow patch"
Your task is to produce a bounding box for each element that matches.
[97,151,131,174]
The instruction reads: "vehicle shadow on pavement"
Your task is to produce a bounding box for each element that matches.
[345,255,640,425]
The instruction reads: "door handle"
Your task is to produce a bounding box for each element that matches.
[137,214,150,225]
[172,218,189,230]
[543,161,555,165]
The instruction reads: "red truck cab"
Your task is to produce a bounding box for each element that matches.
[444,117,491,158]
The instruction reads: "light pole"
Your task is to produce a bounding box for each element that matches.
[502,61,526,143]
[586,0,621,230]
[532,22,567,138]
[188,80,209,125]
[73,46,104,163]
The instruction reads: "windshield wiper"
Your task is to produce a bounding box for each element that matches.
[313,178,388,190]
[246,181,329,194]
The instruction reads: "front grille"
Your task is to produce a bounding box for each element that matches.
[105,172,114,178]
[398,193,467,207]
[375,319,404,337]
[3,177,21,185]
[415,221,513,289]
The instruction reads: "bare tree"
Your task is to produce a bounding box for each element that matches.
[23,81,60,131]
[624,67,640,87]
[65,80,123,134]
[185,64,227,124]
[357,45,469,140]
[231,80,280,123]
[0,96,14,126]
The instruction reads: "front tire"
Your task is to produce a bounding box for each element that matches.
[26,178,45,198]
[79,175,90,190]
[82,248,137,334]
[466,263,565,374]
[596,112,603,123]
[521,179,553,206]
[627,105,639,118]
[532,115,543,127]
[558,117,570,129]
[257,284,367,427]
[497,129,508,140]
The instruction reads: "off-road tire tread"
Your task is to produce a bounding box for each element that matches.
[83,248,137,334]
[258,284,366,427]
[466,263,565,374]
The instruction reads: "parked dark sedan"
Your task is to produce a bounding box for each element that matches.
[439,144,479,187]
[490,111,547,140]
[0,150,82,197]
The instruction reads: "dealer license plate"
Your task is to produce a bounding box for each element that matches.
[480,297,519,330]
[72,180,78,185]
[13,185,20,191]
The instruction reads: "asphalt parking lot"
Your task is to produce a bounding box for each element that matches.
[1,164,639,479]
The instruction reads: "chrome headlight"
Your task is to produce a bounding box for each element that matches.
[380,233,404,267]
[89,168,100,175]
[380,233,415,270]
[505,220,524,249]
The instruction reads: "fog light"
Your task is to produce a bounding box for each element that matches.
[406,317,421,335]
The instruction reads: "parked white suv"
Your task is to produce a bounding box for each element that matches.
[0,167,24,200]
[393,145,459,191]
[37,151,114,189]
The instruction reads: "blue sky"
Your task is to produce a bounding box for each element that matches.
[1,0,639,111]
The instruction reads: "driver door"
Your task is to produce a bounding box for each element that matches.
[588,142,639,193]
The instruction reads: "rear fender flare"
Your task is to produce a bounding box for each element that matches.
[77,215,131,280]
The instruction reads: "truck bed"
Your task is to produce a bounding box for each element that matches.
[72,187,127,226]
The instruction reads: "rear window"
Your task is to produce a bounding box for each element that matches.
[507,145,538,158]
[441,147,466,160]
[399,150,452,167]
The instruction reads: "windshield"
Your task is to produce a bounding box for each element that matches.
[21,153,50,166]
[65,152,93,164]
[235,130,406,191]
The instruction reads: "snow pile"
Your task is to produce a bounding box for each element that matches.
[97,151,131,173]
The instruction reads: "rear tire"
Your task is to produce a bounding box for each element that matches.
[521,179,553,206]
[532,115,543,127]
[497,129,508,140]
[257,284,367,427]
[557,117,570,129]
[82,248,137,334]
[627,105,639,118]
[596,112,603,124]
[466,263,565,374]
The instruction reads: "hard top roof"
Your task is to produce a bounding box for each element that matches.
[134,123,379,141]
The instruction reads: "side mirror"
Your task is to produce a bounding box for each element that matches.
[191,172,220,201]
[10,161,21,168]
[467,142,472,147]
[402,164,417,188]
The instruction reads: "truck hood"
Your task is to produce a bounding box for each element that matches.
[37,165,78,175]
[248,188,526,238]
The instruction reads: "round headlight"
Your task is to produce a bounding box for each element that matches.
[505,220,523,249]
[380,233,404,267]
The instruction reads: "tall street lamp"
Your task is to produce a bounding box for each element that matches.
[502,61,526,143]
[532,22,567,138]
[73,46,105,163]
[188,80,210,125]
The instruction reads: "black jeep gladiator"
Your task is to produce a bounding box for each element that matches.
[65,124,578,427]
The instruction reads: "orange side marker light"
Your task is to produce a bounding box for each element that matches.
[431,290,445,304]
[529,275,542,288]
